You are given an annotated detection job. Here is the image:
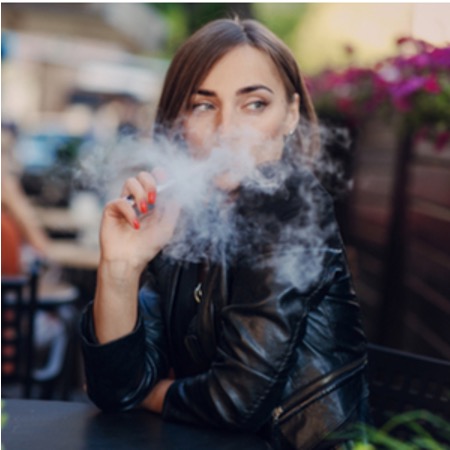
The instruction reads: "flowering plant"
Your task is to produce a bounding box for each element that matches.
[308,38,450,150]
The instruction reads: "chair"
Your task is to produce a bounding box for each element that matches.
[1,263,38,398]
[367,343,450,442]
[32,297,79,400]
[1,261,78,399]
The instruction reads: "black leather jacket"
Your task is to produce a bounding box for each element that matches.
[80,167,369,450]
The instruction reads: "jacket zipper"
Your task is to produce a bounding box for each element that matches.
[272,355,367,423]
[166,262,182,353]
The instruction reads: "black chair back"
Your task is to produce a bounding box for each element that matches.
[1,265,38,398]
[2,260,80,400]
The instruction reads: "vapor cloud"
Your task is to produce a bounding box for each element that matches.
[75,122,351,293]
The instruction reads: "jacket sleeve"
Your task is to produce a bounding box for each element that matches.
[80,286,170,411]
[162,247,338,431]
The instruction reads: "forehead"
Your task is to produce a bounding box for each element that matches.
[198,45,285,92]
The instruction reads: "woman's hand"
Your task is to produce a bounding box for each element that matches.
[99,170,180,272]
[93,170,180,344]
[141,379,174,414]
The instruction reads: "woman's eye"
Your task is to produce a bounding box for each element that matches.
[246,100,268,111]
[191,102,215,112]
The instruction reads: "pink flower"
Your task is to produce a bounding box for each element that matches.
[429,47,450,69]
[309,37,449,133]
[388,76,425,111]
[423,75,441,94]
[409,53,430,70]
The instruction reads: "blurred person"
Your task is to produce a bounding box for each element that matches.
[1,122,73,391]
[114,93,141,138]
[90,94,142,142]
[1,122,50,275]
[80,19,369,450]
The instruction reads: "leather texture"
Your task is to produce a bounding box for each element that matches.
[80,165,370,450]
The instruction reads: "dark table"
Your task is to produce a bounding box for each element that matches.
[1,399,272,450]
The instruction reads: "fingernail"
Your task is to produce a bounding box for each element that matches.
[140,200,148,214]
[148,191,156,205]
[133,219,140,230]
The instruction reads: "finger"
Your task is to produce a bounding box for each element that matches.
[106,198,140,230]
[136,171,158,205]
[121,177,148,214]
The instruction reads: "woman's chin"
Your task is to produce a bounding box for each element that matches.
[213,173,241,193]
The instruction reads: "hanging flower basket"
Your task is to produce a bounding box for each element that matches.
[308,37,450,152]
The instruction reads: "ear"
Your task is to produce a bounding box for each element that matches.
[285,93,300,135]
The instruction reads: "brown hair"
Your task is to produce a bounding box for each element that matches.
[154,18,318,157]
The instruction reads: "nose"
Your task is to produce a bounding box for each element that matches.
[215,106,236,140]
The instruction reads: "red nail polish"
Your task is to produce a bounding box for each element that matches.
[133,219,140,230]
[140,200,148,213]
[148,191,156,205]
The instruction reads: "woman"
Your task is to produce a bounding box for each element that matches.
[1,123,50,275]
[80,18,369,450]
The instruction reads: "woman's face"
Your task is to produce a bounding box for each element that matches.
[182,45,299,189]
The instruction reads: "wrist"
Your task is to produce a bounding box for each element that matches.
[97,258,145,282]
[142,379,174,414]
[93,260,141,343]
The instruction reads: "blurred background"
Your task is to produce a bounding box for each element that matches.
[2,3,450,399]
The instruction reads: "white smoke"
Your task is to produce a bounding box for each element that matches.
[74,121,351,293]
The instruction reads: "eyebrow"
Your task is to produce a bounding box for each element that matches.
[194,84,274,97]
